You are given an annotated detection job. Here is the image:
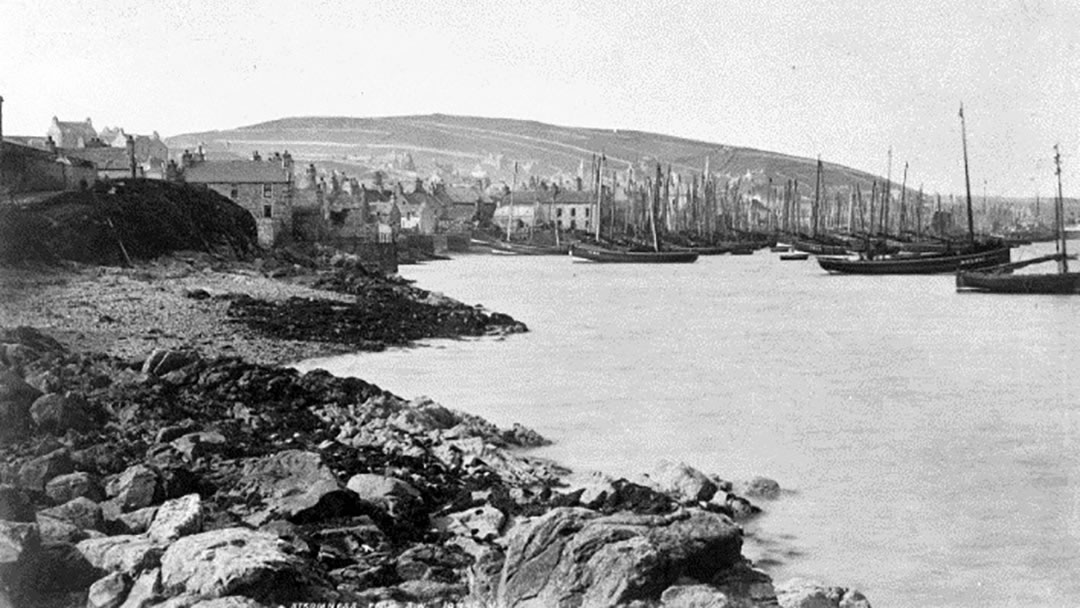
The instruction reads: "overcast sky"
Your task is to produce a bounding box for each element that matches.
[2,0,1078,195]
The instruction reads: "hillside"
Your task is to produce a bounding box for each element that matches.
[166,114,895,196]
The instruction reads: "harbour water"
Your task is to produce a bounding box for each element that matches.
[296,243,1080,607]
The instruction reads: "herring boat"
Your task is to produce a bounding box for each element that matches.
[569,243,699,264]
[957,145,1080,294]
[780,252,810,261]
[488,240,570,255]
[818,245,1011,274]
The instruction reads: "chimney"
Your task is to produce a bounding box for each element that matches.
[252,151,261,162]
[196,144,205,162]
[45,135,57,155]
[126,135,137,179]
[181,149,193,169]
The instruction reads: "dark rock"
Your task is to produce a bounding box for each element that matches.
[114,505,158,535]
[0,369,42,443]
[0,484,35,522]
[17,448,74,492]
[582,478,676,515]
[30,391,97,435]
[39,496,105,532]
[0,520,40,599]
[105,464,161,512]
[28,540,101,591]
[45,471,105,503]
[170,431,226,462]
[183,289,211,300]
[35,513,88,544]
[312,521,388,568]
[501,423,551,447]
[230,450,358,526]
[394,543,472,583]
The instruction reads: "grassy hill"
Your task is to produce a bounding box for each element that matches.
[166,114,894,194]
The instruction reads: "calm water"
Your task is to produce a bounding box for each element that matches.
[296,243,1080,607]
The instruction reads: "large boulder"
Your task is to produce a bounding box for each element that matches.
[641,460,719,504]
[0,484,35,522]
[17,447,74,491]
[39,496,105,532]
[229,450,356,526]
[0,520,40,594]
[0,369,42,443]
[76,534,165,575]
[494,507,744,607]
[106,465,161,512]
[46,471,105,503]
[29,391,97,435]
[738,477,782,501]
[776,578,871,608]
[158,528,329,605]
[345,473,422,518]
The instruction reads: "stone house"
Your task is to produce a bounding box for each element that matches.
[47,117,104,149]
[433,184,487,231]
[182,152,294,247]
[493,189,596,233]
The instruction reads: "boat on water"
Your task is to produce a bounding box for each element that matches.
[818,245,1011,274]
[791,238,849,255]
[957,145,1080,294]
[569,243,699,264]
[488,240,570,256]
[780,252,810,261]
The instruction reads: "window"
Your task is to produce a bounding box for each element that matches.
[263,204,272,219]
[570,220,577,230]
[585,207,590,218]
[230,187,238,200]
[570,208,576,217]
[263,184,273,198]
[556,208,563,217]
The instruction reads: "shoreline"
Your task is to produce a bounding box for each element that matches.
[0,253,871,608]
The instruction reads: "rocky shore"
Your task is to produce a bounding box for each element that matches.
[0,250,871,607]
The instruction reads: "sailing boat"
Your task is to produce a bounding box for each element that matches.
[570,161,699,263]
[956,144,1080,293]
[817,105,1011,274]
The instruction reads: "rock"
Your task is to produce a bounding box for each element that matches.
[17,448,74,491]
[723,493,760,520]
[395,543,472,583]
[232,450,356,525]
[183,289,211,301]
[643,460,719,503]
[87,571,131,608]
[0,520,40,595]
[118,567,161,608]
[501,422,551,447]
[191,597,269,608]
[0,485,35,522]
[738,476,782,500]
[36,513,88,544]
[582,478,677,515]
[660,583,736,607]
[147,494,203,543]
[0,369,41,442]
[76,534,165,575]
[29,540,100,592]
[115,506,158,535]
[45,471,105,503]
[776,578,871,608]
[170,431,227,461]
[29,391,96,435]
[494,507,744,607]
[106,465,161,512]
[39,496,104,532]
[141,350,198,377]
[22,369,62,394]
[397,579,468,604]
[432,504,505,542]
[312,521,388,567]
[158,528,326,605]
[345,473,422,517]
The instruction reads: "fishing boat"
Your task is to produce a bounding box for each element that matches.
[957,145,1080,294]
[488,240,570,256]
[569,243,699,264]
[791,238,849,255]
[780,252,810,261]
[818,104,1012,275]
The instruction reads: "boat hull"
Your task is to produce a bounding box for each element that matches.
[792,239,849,255]
[818,246,1011,275]
[487,240,570,255]
[569,245,699,263]
[956,271,1080,293]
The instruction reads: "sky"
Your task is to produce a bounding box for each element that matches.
[1,0,1078,196]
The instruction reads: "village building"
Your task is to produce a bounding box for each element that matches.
[393,181,439,235]
[47,117,105,149]
[492,189,596,233]
[0,139,97,194]
[433,184,489,231]
[181,150,295,247]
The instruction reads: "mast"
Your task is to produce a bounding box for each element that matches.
[1055,144,1068,273]
[959,104,976,245]
[883,148,892,235]
[812,157,822,237]
[594,154,603,241]
[650,164,661,252]
[506,161,518,241]
[899,161,909,234]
